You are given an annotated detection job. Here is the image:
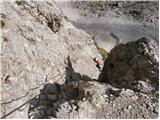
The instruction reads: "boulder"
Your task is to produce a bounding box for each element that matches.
[99,37,159,93]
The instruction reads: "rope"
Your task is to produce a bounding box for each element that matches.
[1,74,64,119]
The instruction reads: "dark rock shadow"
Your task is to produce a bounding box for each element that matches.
[28,83,61,119]
[28,81,85,119]
[98,38,159,95]
[65,55,92,84]
[28,56,93,119]
[99,61,158,95]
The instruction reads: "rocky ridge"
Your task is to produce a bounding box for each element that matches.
[56,1,158,52]
[0,0,159,119]
[71,1,159,24]
[28,38,159,119]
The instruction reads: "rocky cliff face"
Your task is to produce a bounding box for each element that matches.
[0,0,159,119]
[56,1,158,52]
[26,38,158,119]
[1,0,101,118]
[71,1,159,24]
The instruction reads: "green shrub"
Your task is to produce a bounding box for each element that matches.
[0,19,5,28]
[94,41,108,60]
[15,0,24,5]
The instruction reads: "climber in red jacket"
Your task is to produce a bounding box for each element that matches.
[93,57,103,71]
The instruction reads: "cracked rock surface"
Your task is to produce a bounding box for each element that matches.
[28,80,158,119]
[1,0,159,119]
[28,38,159,119]
[1,0,100,118]
[99,38,159,94]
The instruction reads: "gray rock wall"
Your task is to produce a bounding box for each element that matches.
[0,0,159,119]
[0,0,100,118]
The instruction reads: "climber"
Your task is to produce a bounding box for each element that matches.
[93,56,103,71]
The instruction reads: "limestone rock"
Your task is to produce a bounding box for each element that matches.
[28,80,158,119]
[0,0,100,118]
[99,37,159,93]
[1,0,159,119]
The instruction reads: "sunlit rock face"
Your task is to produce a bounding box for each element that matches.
[1,0,159,119]
[0,0,100,118]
